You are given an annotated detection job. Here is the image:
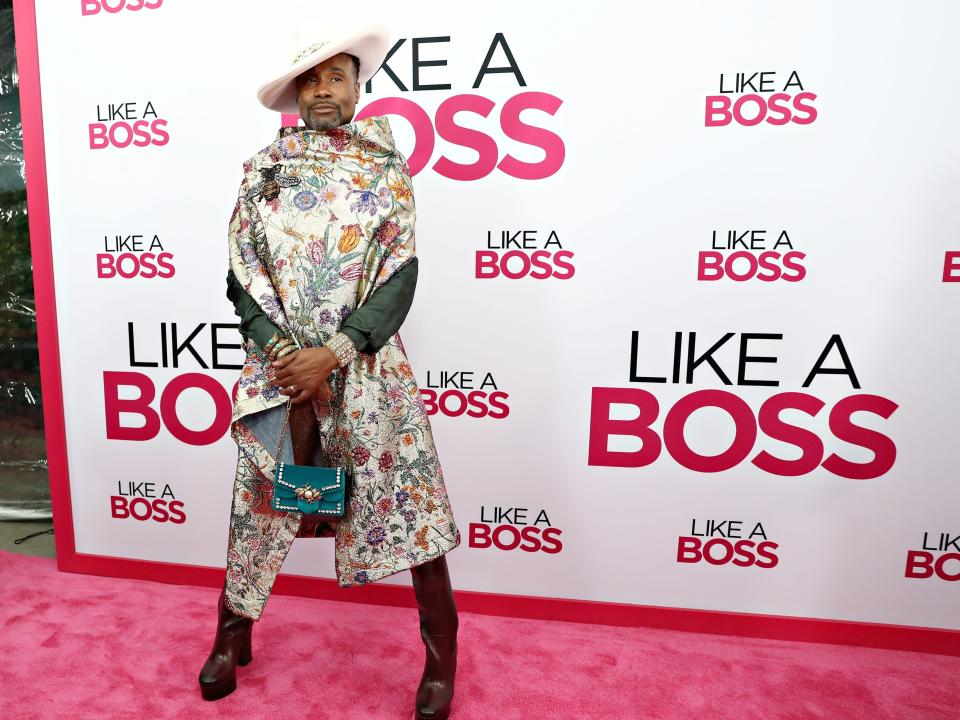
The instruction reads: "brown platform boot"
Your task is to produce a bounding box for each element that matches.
[197,585,253,701]
[410,555,458,720]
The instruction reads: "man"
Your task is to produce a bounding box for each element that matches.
[198,25,461,720]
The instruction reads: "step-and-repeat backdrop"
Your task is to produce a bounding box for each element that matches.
[26,0,959,631]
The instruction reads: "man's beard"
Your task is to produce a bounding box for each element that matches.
[303,103,342,130]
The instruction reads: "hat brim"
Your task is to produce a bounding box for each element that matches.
[256,25,391,115]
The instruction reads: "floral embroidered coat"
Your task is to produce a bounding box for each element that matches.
[223,116,460,620]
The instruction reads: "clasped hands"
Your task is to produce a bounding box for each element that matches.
[265,335,338,405]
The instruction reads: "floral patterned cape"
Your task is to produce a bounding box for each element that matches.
[223,116,459,615]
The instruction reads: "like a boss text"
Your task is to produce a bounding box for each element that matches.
[589,332,897,480]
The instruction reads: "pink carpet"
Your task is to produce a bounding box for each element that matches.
[0,551,957,720]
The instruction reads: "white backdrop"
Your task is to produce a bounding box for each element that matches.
[31,0,960,631]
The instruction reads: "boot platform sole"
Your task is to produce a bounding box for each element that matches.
[414,707,451,720]
[199,646,252,701]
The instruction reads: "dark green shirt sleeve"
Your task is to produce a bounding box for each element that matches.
[226,269,282,350]
[340,257,418,353]
[225,257,418,353]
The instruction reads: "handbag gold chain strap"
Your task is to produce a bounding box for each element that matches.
[274,399,293,463]
[274,398,326,464]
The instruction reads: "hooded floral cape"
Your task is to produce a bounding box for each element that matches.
[223,116,459,619]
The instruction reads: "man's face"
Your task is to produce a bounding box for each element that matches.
[295,53,360,130]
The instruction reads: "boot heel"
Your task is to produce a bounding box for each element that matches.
[238,629,253,666]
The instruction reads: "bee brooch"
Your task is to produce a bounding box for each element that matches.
[246,164,301,203]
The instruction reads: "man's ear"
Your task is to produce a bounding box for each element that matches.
[354,81,361,103]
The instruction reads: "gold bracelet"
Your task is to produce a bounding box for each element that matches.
[274,343,297,360]
[266,335,295,361]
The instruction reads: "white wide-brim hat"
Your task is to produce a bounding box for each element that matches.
[256,22,391,114]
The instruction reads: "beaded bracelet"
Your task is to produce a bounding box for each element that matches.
[263,332,282,355]
[264,332,297,361]
[324,331,359,367]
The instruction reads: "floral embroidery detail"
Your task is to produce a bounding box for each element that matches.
[378,451,394,472]
[351,186,391,217]
[293,190,317,211]
[257,293,283,318]
[317,186,338,204]
[366,526,387,546]
[352,446,371,465]
[240,241,258,266]
[340,263,363,280]
[280,134,304,159]
[337,223,363,253]
[375,220,402,247]
[389,180,412,201]
[307,239,325,265]
[327,127,351,152]
[415,526,430,552]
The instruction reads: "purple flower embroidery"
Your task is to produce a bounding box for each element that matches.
[403,510,417,523]
[386,384,405,403]
[317,185,338,204]
[366,527,387,546]
[279,134,303,159]
[240,242,258,266]
[294,190,317,211]
[350,187,390,216]
[395,490,409,506]
[258,294,283,317]
[318,308,334,324]
[354,571,369,584]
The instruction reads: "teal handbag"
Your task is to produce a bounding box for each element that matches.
[271,400,350,520]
